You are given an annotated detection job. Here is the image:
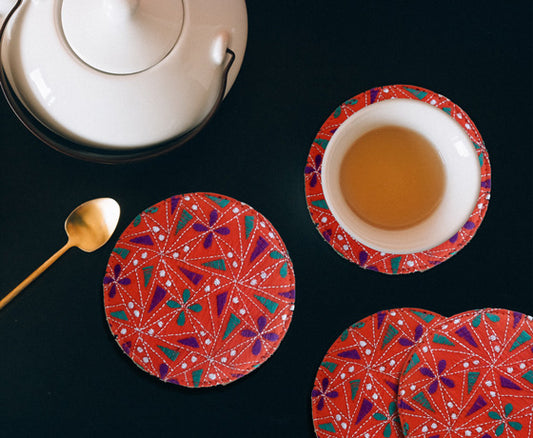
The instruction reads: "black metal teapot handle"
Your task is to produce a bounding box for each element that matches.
[0,0,236,164]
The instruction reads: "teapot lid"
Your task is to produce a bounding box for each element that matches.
[61,0,184,74]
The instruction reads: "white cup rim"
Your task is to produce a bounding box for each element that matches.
[321,99,481,254]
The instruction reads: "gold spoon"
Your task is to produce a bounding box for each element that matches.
[0,198,120,310]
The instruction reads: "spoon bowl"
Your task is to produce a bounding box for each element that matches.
[0,198,120,310]
[65,198,121,252]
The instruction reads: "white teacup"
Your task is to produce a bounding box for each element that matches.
[321,98,481,254]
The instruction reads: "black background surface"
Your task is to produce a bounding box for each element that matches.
[0,1,531,436]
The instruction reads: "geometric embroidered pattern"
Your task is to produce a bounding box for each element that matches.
[398,308,533,437]
[311,308,445,437]
[305,84,492,274]
[103,193,295,387]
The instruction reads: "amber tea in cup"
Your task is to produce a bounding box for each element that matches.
[339,125,446,230]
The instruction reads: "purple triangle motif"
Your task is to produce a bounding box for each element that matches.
[250,236,269,262]
[455,326,478,348]
[179,267,203,285]
[370,88,380,103]
[337,349,361,360]
[355,398,373,425]
[513,312,523,328]
[170,196,181,214]
[466,395,487,416]
[148,286,167,312]
[377,311,387,329]
[279,289,295,299]
[385,380,399,393]
[500,376,522,390]
[398,399,415,411]
[178,337,199,348]
[130,235,154,246]
[216,291,228,316]
[398,399,414,412]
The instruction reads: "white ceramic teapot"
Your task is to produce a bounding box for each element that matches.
[0,0,247,162]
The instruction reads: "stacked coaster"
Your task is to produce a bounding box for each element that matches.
[398,309,533,438]
[305,84,491,274]
[103,193,296,388]
[311,308,446,437]
[311,308,533,438]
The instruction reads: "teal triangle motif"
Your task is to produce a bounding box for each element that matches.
[279,262,288,278]
[133,214,142,227]
[510,331,532,352]
[344,98,358,106]
[403,353,420,375]
[333,106,342,118]
[382,324,399,349]
[245,215,255,239]
[433,334,455,346]
[403,86,428,100]
[350,379,361,400]
[192,369,204,388]
[442,107,452,115]
[113,247,130,259]
[522,370,533,385]
[318,423,336,433]
[311,199,329,209]
[110,310,128,321]
[413,391,434,412]
[158,345,179,362]
[202,259,227,271]
[410,310,435,323]
[321,361,337,373]
[254,295,279,314]
[314,138,329,149]
[270,251,284,259]
[479,153,484,168]
[142,266,153,288]
[175,210,193,234]
[206,195,230,208]
[223,313,241,340]
[340,328,349,342]
[468,372,480,393]
[391,256,402,274]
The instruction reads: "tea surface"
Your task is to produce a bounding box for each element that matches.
[340,126,445,230]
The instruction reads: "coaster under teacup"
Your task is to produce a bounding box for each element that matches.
[305,84,491,274]
[311,308,445,437]
[103,193,295,387]
[397,308,533,438]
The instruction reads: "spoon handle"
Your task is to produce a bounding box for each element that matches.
[0,243,71,311]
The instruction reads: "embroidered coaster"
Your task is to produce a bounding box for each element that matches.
[311,308,445,437]
[305,84,491,274]
[397,308,533,438]
[103,193,296,388]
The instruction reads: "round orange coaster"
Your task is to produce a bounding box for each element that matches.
[103,193,295,387]
[311,308,445,437]
[398,308,533,438]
